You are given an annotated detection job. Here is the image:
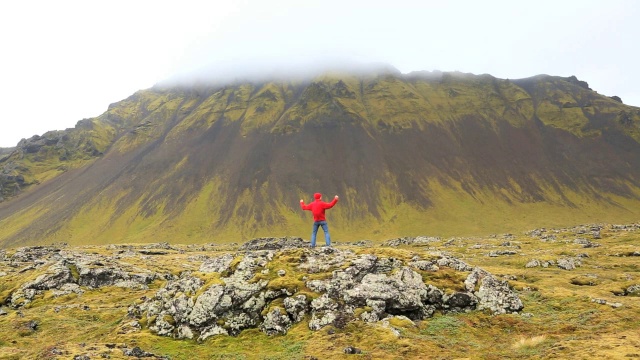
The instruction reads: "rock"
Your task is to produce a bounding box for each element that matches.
[176,324,194,340]
[557,257,581,270]
[187,284,226,326]
[626,284,640,295]
[443,292,477,312]
[10,246,60,263]
[199,254,234,273]
[409,260,439,271]
[138,250,168,256]
[592,298,624,308]
[436,256,473,271]
[239,237,308,251]
[383,236,440,247]
[142,242,174,250]
[350,240,374,247]
[123,346,154,357]
[261,307,292,335]
[309,294,342,331]
[465,268,523,314]
[198,325,228,341]
[574,238,600,248]
[118,321,142,334]
[360,299,386,322]
[298,248,352,273]
[76,263,129,288]
[277,269,286,277]
[344,346,362,354]
[284,295,308,322]
[0,308,7,316]
[488,250,518,257]
[525,259,540,268]
[73,355,90,360]
[22,261,74,290]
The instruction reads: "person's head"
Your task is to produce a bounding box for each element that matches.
[314,193,322,200]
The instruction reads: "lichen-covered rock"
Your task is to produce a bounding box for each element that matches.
[557,257,582,270]
[23,261,74,290]
[443,292,478,312]
[525,259,541,268]
[437,256,473,271]
[188,285,225,326]
[10,246,61,263]
[309,294,342,331]
[626,284,640,295]
[465,268,523,314]
[76,262,130,288]
[298,248,352,273]
[198,325,228,341]
[239,237,308,251]
[409,259,439,271]
[199,254,234,273]
[284,295,308,322]
[261,307,291,335]
[384,236,441,247]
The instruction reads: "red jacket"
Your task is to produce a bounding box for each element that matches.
[301,196,338,221]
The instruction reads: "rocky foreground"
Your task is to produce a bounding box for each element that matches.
[4,237,522,340]
[1,223,639,359]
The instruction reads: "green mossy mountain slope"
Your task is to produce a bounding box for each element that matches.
[1,70,640,247]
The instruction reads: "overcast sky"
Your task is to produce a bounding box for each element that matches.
[1,0,638,147]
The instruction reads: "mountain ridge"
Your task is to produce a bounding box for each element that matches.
[1,70,640,247]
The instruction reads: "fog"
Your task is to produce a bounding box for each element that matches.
[1,0,639,147]
[157,56,401,88]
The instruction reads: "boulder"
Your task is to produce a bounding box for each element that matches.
[465,268,523,314]
[557,257,581,270]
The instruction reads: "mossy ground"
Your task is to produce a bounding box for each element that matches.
[0,224,638,359]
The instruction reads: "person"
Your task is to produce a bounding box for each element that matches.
[300,193,339,247]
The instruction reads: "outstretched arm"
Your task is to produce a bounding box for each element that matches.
[325,195,339,209]
[300,199,311,210]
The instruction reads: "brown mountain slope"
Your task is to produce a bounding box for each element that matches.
[1,70,639,247]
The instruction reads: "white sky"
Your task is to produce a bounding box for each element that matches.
[1,0,639,147]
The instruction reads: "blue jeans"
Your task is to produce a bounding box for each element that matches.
[311,220,330,247]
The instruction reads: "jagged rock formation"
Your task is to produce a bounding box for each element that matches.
[123,238,522,340]
[6,245,163,308]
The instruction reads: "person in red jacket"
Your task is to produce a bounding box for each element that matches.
[300,193,339,247]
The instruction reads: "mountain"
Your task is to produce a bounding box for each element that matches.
[1,69,640,247]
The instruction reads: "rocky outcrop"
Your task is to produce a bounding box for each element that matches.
[6,246,160,307]
[525,256,583,270]
[383,236,441,247]
[238,237,308,251]
[127,246,523,339]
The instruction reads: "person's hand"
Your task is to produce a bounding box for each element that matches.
[335,195,339,199]
[300,199,304,202]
